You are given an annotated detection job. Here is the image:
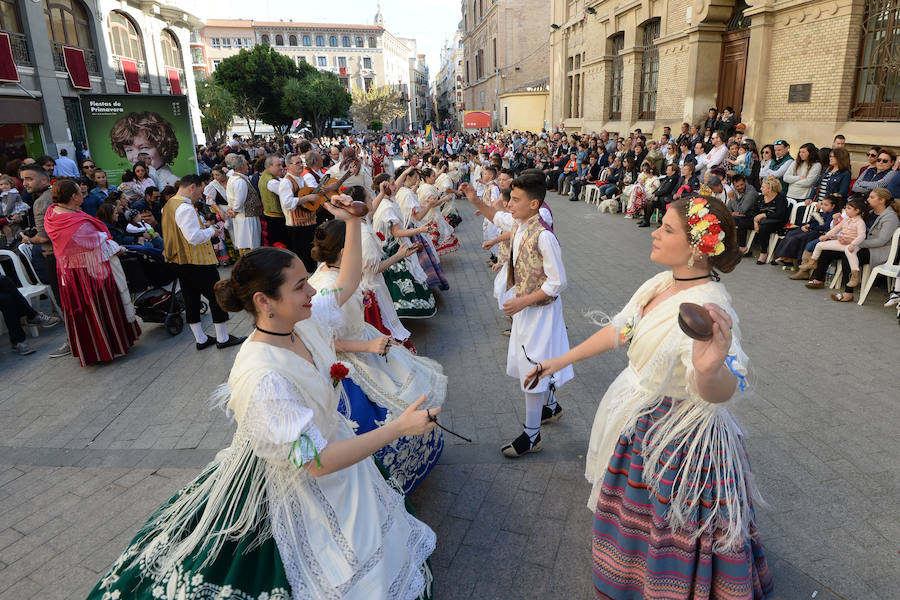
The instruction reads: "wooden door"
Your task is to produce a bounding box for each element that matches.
[717,30,750,118]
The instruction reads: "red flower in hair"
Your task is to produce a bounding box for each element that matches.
[376,231,385,241]
[693,198,705,205]
[705,214,718,222]
[701,232,719,247]
[273,242,287,249]
[329,362,349,387]
[708,223,722,235]
[688,215,701,226]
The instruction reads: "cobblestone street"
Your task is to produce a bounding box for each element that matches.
[1,192,898,599]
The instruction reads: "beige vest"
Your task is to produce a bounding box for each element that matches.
[506,214,556,306]
[284,173,318,227]
[162,196,217,266]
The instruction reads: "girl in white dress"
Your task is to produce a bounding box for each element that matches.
[528,196,772,599]
[87,199,438,600]
[309,218,446,493]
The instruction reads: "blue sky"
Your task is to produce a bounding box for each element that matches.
[193,0,460,79]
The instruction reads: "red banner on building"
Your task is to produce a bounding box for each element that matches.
[0,33,20,84]
[463,110,491,129]
[120,58,141,93]
[63,45,91,90]
[166,68,182,95]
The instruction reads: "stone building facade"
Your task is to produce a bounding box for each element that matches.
[1,0,204,162]
[436,28,465,130]
[460,0,551,130]
[549,0,899,152]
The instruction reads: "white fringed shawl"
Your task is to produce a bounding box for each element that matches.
[586,271,761,552]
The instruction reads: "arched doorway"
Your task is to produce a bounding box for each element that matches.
[717,0,751,118]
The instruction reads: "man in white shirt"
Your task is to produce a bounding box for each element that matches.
[705,131,729,172]
[162,174,244,351]
[277,152,335,271]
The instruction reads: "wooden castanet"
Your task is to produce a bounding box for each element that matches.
[677,302,714,341]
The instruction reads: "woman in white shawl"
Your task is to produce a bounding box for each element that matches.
[529,196,773,599]
[394,166,449,290]
[418,167,459,255]
[87,198,438,600]
[309,216,446,493]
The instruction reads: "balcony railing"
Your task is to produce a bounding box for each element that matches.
[4,31,30,66]
[51,41,100,75]
[113,55,150,83]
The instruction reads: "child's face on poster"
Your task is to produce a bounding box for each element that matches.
[124,133,163,170]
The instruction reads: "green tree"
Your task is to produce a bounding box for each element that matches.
[195,79,234,144]
[369,119,383,132]
[213,44,299,134]
[281,69,352,137]
[350,85,406,129]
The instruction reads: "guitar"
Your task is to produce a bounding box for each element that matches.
[297,161,360,212]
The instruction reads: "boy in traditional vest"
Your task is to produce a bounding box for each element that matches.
[461,174,574,457]
[162,174,245,351]
[479,166,501,264]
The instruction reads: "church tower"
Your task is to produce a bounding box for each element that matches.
[374,2,384,26]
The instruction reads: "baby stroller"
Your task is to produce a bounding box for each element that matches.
[120,246,206,336]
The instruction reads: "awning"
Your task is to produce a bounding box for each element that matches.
[120,58,141,93]
[166,67,182,95]
[0,97,44,124]
[0,32,20,84]
[63,46,91,90]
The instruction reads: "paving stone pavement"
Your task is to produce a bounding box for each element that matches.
[0,191,898,599]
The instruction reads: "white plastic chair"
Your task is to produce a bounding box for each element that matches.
[0,249,57,337]
[857,228,900,305]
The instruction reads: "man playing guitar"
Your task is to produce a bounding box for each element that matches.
[276,151,338,271]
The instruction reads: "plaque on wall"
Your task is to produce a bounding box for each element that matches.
[788,83,812,103]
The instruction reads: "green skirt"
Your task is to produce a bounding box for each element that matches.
[382,240,437,319]
[86,457,433,600]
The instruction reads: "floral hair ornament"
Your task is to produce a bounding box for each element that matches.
[686,195,726,270]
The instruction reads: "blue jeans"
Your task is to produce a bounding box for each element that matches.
[598,184,618,198]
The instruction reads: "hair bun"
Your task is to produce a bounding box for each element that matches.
[213,277,244,313]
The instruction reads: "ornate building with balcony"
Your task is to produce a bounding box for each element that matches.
[198,6,422,131]
[436,27,465,130]
[0,0,204,163]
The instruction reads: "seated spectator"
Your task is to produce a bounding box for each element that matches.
[852,148,897,197]
[640,162,680,227]
[556,152,578,194]
[736,175,790,264]
[80,159,97,190]
[856,146,881,182]
[132,161,156,195]
[97,202,137,246]
[37,155,56,175]
[693,141,710,179]
[131,186,161,220]
[726,173,759,220]
[0,274,60,355]
[597,156,623,200]
[645,140,664,175]
[625,161,657,218]
[0,175,27,245]
[806,188,900,301]
[673,161,699,201]
[726,140,754,181]
[811,147,851,203]
[781,194,842,274]
[83,169,117,216]
[124,208,163,251]
[117,170,143,204]
[784,143,822,204]
[570,153,601,201]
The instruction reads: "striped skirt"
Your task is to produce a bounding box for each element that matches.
[413,234,450,290]
[62,268,141,367]
[593,398,773,600]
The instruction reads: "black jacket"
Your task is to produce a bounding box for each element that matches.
[654,174,679,202]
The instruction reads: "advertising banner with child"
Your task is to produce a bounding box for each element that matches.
[78,94,198,189]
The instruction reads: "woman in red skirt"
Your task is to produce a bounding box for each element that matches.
[45,180,141,366]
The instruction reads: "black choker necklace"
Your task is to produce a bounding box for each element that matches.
[256,325,296,342]
[673,274,712,281]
